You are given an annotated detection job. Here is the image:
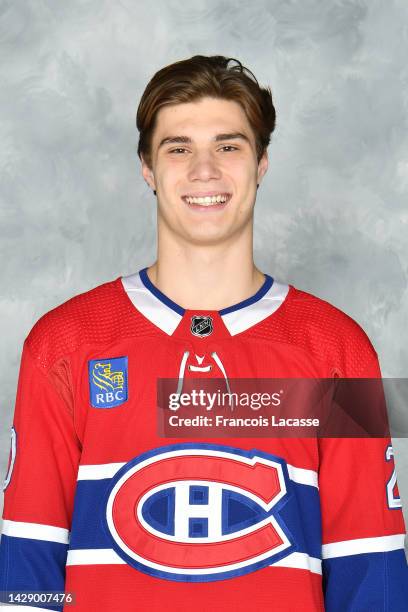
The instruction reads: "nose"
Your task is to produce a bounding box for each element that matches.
[187,150,222,182]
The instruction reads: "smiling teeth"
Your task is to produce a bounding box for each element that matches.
[185,195,229,205]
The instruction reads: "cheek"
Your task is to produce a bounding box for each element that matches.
[222,156,258,180]
[157,164,183,188]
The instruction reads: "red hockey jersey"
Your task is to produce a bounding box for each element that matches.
[1,268,407,611]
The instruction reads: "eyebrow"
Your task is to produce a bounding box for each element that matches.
[158,132,251,148]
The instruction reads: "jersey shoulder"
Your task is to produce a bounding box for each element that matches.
[25,276,152,372]
[251,283,379,377]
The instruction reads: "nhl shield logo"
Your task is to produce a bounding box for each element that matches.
[191,315,213,337]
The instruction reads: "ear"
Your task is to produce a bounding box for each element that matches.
[257,150,268,185]
[141,154,156,191]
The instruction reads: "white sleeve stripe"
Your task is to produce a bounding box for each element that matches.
[2,520,70,544]
[322,533,406,558]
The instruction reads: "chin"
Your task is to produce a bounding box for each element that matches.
[181,228,231,246]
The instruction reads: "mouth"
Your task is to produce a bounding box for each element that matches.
[181,192,232,210]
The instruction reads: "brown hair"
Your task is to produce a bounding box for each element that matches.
[136,55,276,168]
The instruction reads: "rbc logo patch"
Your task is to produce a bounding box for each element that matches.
[88,356,128,408]
[103,443,293,581]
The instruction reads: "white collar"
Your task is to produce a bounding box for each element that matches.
[121,269,289,336]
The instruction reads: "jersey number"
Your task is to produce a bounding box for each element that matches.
[3,426,17,491]
[385,445,402,509]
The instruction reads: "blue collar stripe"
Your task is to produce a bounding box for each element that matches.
[138,268,273,316]
[219,274,273,315]
[139,268,185,316]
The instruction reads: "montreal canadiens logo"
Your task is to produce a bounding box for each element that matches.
[104,443,293,581]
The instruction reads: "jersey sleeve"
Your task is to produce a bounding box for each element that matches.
[319,353,408,611]
[0,339,82,611]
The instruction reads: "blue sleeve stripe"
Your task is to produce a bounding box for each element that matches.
[0,535,67,611]
[323,549,408,611]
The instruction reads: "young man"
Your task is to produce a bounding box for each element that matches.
[1,55,407,611]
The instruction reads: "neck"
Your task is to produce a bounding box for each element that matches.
[147,226,264,311]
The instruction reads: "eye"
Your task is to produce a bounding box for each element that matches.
[219,145,238,152]
[169,147,188,154]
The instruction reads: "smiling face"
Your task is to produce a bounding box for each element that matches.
[141,96,268,246]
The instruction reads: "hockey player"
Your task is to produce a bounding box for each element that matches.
[1,55,407,611]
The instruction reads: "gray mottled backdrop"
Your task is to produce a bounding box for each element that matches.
[1,0,407,550]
